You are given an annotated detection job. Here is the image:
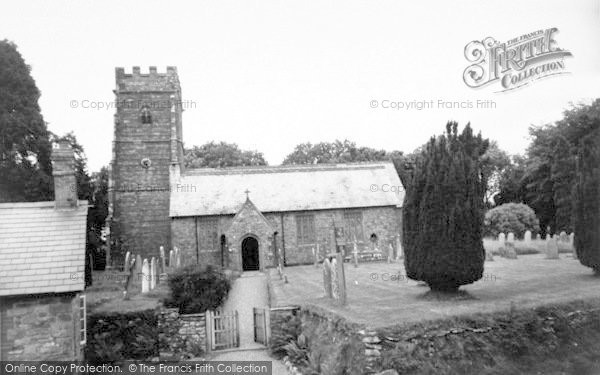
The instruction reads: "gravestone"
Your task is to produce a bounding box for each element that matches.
[507,232,515,243]
[498,233,506,245]
[499,242,517,259]
[312,247,318,267]
[396,234,403,260]
[159,246,166,273]
[174,247,181,268]
[135,254,143,282]
[524,230,532,243]
[485,247,494,261]
[352,242,359,268]
[123,256,136,300]
[141,259,150,293]
[332,253,346,305]
[387,243,393,263]
[322,259,332,298]
[546,236,559,259]
[150,257,157,290]
[569,232,575,245]
[169,250,175,268]
[330,257,340,301]
[535,233,540,241]
[124,251,131,271]
[559,231,568,242]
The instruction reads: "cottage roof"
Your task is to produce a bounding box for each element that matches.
[0,201,88,296]
[170,161,404,217]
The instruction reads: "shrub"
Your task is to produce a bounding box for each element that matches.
[165,264,231,314]
[269,313,302,358]
[484,203,540,238]
[574,128,600,272]
[85,310,158,362]
[402,122,487,292]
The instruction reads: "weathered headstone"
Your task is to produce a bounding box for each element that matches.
[124,251,131,271]
[169,250,175,268]
[499,242,517,259]
[150,257,157,290]
[507,232,515,243]
[387,243,393,263]
[312,247,318,267]
[322,258,332,298]
[352,241,359,268]
[559,231,568,243]
[175,247,181,268]
[569,232,575,245]
[159,246,166,273]
[331,257,339,300]
[332,253,347,305]
[524,230,532,243]
[135,254,143,281]
[141,259,150,293]
[485,247,494,261]
[123,256,136,300]
[535,233,540,241]
[498,233,506,245]
[396,234,403,260]
[546,236,559,259]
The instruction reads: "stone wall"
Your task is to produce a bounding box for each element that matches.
[0,293,82,360]
[158,308,206,359]
[171,206,402,268]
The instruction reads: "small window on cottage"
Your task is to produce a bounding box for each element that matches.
[296,214,316,245]
[140,106,152,124]
[79,294,87,345]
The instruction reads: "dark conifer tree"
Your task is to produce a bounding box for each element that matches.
[574,128,600,272]
[403,122,488,292]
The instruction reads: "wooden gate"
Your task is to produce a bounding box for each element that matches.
[253,307,268,345]
[207,310,239,350]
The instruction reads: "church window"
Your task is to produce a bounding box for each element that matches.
[296,214,316,245]
[344,211,364,243]
[197,217,218,251]
[140,106,152,124]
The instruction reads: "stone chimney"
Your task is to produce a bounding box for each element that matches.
[52,140,78,208]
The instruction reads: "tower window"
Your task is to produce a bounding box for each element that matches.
[140,106,152,124]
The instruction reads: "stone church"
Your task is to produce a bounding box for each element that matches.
[108,67,404,271]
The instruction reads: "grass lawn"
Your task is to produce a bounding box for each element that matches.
[269,252,600,328]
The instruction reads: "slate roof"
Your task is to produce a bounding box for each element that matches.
[0,201,88,296]
[170,161,404,217]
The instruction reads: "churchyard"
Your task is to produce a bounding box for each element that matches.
[269,236,589,327]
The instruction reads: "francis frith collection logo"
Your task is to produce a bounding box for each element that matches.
[463,27,572,92]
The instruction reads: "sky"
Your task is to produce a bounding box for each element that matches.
[2,0,600,172]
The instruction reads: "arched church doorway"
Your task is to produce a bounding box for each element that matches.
[241,236,260,271]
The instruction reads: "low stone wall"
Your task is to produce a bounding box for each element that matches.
[296,305,369,375]
[158,308,206,359]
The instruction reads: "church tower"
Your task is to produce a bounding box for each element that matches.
[108,66,184,266]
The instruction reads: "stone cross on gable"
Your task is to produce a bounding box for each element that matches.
[244,189,251,199]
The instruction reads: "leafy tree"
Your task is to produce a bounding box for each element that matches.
[0,40,52,202]
[494,155,527,206]
[184,141,267,168]
[483,203,540,238]
[480,141,511,206]
[403,122,488,292]
[282,139,402,165]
